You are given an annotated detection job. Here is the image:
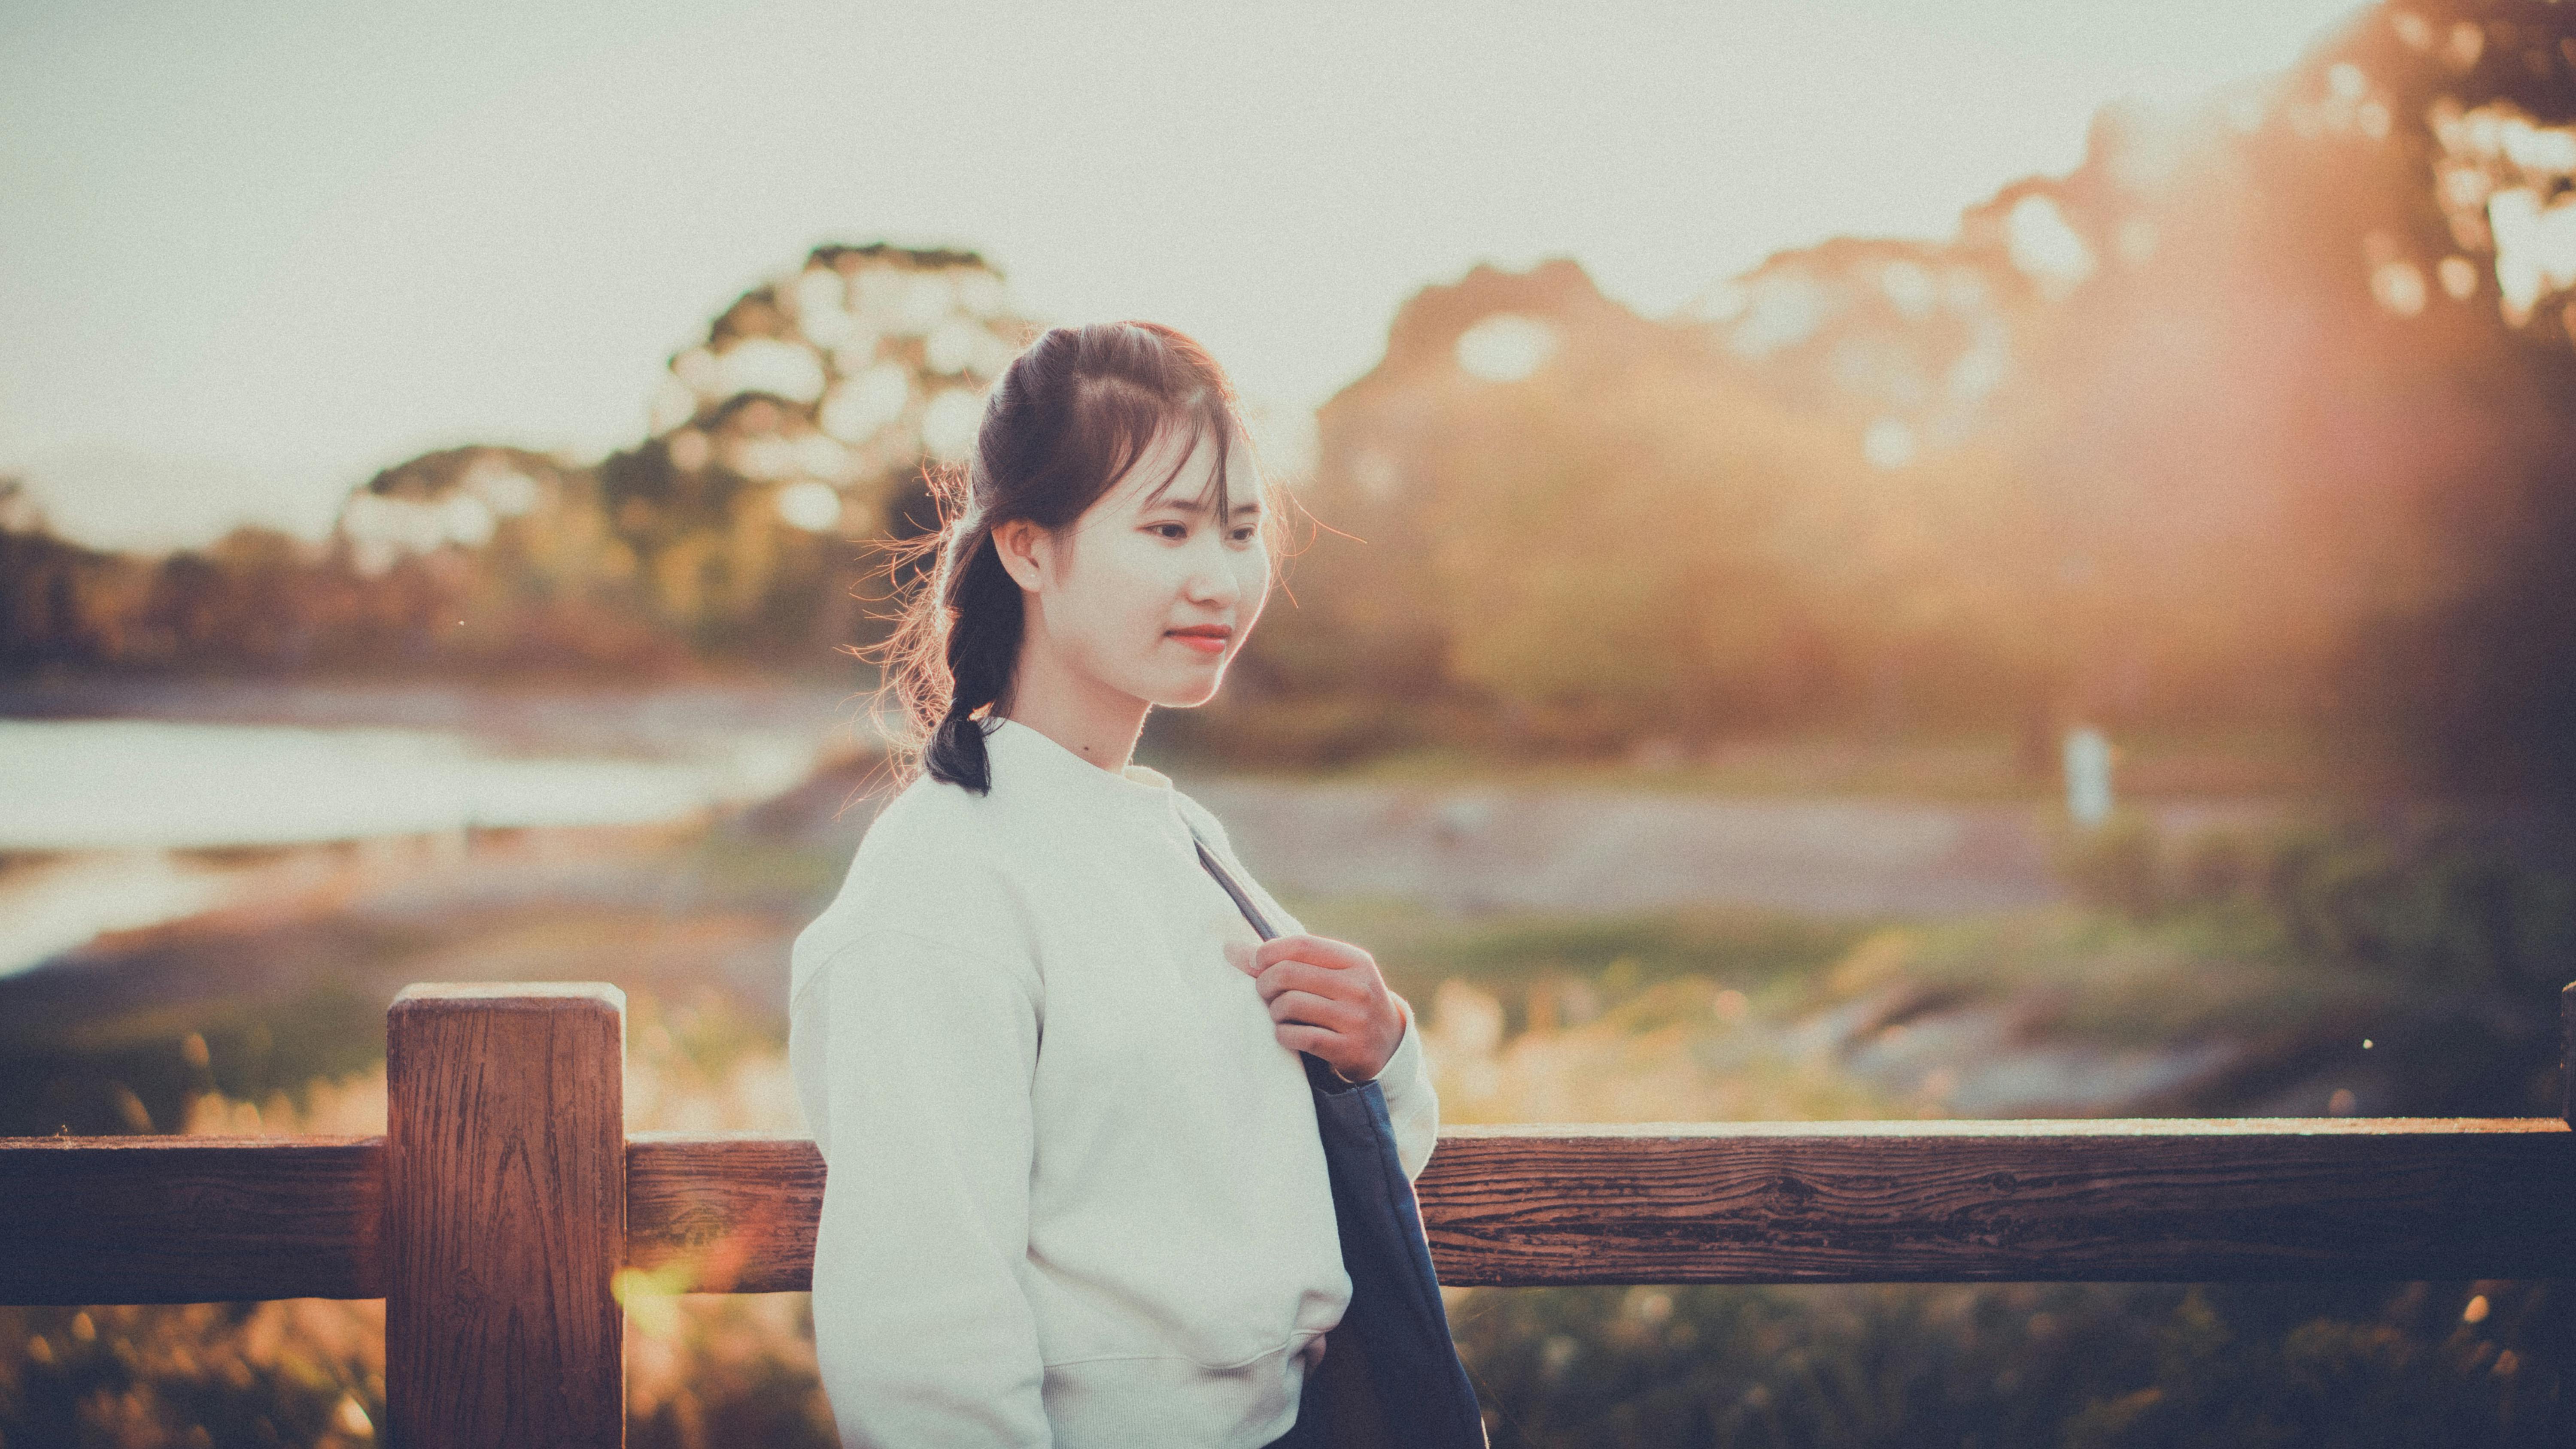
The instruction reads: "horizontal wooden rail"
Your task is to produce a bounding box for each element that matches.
[629,1131,822,1294]
[5,1117,2576,1307]
[1418,1118,2576,1285]
[10,1119,2574,1306]
[0,1135,383,1305]
[626,1117,2576,1290]
[9,1117,2575,1307]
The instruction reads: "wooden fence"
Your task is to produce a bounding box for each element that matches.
[6,980,2574,1446]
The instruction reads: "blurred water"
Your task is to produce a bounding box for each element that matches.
[0,718,820,850]
[0,702,858,977]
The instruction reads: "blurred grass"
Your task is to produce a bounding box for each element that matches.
[1294,889,2436,1063]
[0,985,385,1138]
[1286,893,1874,1041]
[1452,1278,2562,1449]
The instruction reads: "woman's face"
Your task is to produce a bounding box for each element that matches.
[1005,419,1270,711]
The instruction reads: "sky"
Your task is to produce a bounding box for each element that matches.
[0,0,2370,551]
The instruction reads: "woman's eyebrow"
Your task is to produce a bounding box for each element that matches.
[1145,491,1263,519]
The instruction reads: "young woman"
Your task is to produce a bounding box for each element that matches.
[788,321,1440,1448]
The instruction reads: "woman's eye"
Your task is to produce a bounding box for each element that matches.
[1150,523,1188,540]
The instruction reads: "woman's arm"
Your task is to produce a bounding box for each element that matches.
[793,928,1052,1448]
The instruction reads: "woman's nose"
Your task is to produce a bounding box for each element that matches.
[1182,537,1242,605]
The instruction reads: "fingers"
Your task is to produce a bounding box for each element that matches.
[1223,938,1258,975]
[1272,1019,1386,1081]
[1266,988,1362,1034]
[1225,932,1397,1080]
[1247,933,1372,976]
[1247,957,1374,1006]
[1272,1006,1401,1081]
[1272,1022,1342,1060]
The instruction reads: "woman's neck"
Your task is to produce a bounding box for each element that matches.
[994,658,1149,776]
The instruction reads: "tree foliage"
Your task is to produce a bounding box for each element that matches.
[0,247,1029,676]
[1212,0,2576,798]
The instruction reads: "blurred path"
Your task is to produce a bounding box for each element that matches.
[1176,778,2282,918]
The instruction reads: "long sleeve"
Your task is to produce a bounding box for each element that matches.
[792,927,1052,1449]
[1370,992,1440,1182]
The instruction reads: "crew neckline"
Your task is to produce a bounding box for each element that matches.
[983,714,1180,806]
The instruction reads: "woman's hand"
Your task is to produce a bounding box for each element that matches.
[1226,933,1406,1083]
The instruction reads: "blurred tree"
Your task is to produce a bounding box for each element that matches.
[334,445,675,672]
[1247,257,2051,759]
[1224,0,2576,797]
[598,244,1034,660]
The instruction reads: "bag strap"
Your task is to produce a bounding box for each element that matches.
[1183,816,1278,943]
[1185,817,1365,1094]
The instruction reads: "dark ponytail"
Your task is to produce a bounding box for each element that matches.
[857,321,1273,794]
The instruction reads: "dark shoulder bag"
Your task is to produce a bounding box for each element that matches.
[1185,819,1488,1449]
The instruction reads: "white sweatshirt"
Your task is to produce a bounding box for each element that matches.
[787,714,1439,1449]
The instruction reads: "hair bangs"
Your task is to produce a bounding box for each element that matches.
[1134,392,1245,526]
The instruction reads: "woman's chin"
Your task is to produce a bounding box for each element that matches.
[1145,673,1227,709]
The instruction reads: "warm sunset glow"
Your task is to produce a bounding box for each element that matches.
[0,0,2372,550]
[11,11,2576,1441]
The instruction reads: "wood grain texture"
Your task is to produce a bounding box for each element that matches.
[386,983,626,1449]
[622,1118,2576,1293]
[12,1116,2572,1314]
[0,1136,381,1304]
[627,1132,823,1294]
[1419,1118,2576,1285]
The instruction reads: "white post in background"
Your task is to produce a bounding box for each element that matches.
[2063,724,2114,828]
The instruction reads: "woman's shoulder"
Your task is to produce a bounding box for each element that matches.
[791,767,1036,1000]
[1165,784,1233,849]
[854,762,995,854]
[1163,785,1306,937]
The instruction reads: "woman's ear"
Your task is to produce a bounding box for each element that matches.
[991,518,1047,593]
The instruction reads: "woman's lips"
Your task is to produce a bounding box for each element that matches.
[1167,631,1228,656]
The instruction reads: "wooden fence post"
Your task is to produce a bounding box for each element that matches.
[386,983,626,1448]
